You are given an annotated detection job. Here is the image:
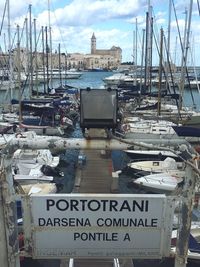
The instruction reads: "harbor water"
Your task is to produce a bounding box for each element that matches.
[1,71,200,267]
[1,70,200,109]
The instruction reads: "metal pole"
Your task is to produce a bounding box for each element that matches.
[8,136,191,152]
[0,169,9,267]
[174,162,197,267]
[0,155,20,267]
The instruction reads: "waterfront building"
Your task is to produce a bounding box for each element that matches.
[66,53,85,70]
[1,33,122,72]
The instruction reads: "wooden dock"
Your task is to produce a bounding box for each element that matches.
[73,149,117,194]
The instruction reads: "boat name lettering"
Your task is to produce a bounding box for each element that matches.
[45,198,149,212]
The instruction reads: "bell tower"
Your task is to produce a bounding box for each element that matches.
[91,33,96,54]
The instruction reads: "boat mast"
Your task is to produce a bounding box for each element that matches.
[65,51,68,85]
[29,4,33,97]
[25,17,28,75]
[132,29,135,79]
[139,29,145,98]
[45,26,49,93]
[16,24,22,123]
[48,0,53,90]
[34,18,38,96]
[165,0,172,91]
[158,28,163,117]
[133,18,138,86]
[41,26,47,94]
[7,0,13,106]
[135,18,138,72]
[144,11,149,91]
[149,14,153,93]
[144,1,153,93]
[58,43,62,87]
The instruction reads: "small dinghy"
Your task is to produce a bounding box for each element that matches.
[131,172,183,194]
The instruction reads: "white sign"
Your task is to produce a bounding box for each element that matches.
[30,193,175,259]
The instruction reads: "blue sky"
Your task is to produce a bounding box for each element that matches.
[0,0,200,65]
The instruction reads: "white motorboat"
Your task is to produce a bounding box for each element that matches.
[65,69,82,79]
[131,172,183,194]
[103,72,141,88]
[127,157,185,177]
[103,73,127,86]
[121,117,179,140]
[12,148,61,185]
[36,68,82,80]
[12,148,60,175]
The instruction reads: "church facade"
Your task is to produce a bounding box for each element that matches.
[85,33,122,70]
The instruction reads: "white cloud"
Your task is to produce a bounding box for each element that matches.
[48,0,145,27]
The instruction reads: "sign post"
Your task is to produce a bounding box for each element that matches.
[28,193,175,259]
